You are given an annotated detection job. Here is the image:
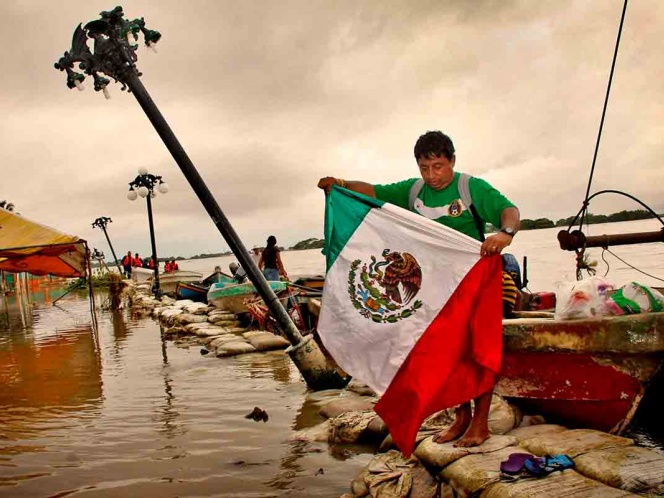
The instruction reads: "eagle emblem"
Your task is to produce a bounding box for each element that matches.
[348,249,423,323]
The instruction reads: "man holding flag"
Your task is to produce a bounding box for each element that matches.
[317,130,520,455]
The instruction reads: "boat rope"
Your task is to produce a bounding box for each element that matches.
[600,247,664,283]
[577,0,628,234]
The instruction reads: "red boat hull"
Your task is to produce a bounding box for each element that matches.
[497,312,664,434]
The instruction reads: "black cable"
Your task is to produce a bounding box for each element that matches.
[605,247,664,283]
[566,189,664,232]
[579,0,628,232]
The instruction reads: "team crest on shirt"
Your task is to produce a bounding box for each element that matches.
[348,248,423,323]
[448,198,463,217]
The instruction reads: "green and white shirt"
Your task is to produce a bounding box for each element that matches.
[374,172,515,241]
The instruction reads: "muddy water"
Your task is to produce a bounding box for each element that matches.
[0,292,371,497]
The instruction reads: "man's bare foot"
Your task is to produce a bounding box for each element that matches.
[432,406,471,444]
[453,424,490,447]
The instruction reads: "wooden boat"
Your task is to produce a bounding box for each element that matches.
[207,280,288,314]
[158,270,203,296]
[132,268,203,295]
[176,270,236,302]
[498,310,664,435]
[175,281,209,302]
[131,266,154,284]
[291,274,326,291]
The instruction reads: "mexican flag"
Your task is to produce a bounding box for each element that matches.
[318,186,503,456]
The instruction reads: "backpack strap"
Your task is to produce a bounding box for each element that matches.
[408,173,486,241]
[459,173,486,242]
[408,178,425,211]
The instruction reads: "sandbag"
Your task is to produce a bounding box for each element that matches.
[415,435,518,469]
[573,445,664,495]
[329,410,377,444]
[174,313,209,325]
[487,395,522,435]
[348,450,442,498]
[439,447,635,498]
[209,335,245,350]
[243,332,290,351]
[182,302,212,314]
[507,424,568,444]
[320,397,376,419]
[481,469,636,498]
[518,428,633,458]
[290,420,331,443]
[215,341,256,357]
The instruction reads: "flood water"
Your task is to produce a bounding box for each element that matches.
[1,219,663,496]
[0,292,372,497]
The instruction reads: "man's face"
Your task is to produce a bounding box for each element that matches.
[417,154,455,190]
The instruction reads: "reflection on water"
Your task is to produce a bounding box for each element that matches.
[0,286,371,497]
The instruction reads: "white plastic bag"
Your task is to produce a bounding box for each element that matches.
[554,276,615,320]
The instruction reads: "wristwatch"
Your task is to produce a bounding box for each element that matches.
[499,227,516,237]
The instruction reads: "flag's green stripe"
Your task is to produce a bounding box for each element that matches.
[323,186,385,271]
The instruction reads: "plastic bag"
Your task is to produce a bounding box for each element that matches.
[606,282,664,315]
[554,276,615,320]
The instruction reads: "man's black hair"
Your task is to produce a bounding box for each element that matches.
[414,131,455,161]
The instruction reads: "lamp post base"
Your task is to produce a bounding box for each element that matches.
[286,335,351,391]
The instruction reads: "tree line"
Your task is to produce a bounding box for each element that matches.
[520,209,660,231]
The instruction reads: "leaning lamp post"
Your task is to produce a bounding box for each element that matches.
[91,216,122,274]
[127,168,168,298]
[54,6,348,391]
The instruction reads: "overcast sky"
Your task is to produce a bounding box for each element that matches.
[1,0,662,259]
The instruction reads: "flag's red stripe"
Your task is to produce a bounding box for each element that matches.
[375,256,503,456]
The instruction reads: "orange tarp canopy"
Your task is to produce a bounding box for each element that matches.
[0,207,87,277]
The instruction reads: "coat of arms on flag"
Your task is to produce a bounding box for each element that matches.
[318,186,503,456]
[348,249,423,323]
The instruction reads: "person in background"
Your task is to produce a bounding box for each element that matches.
[164,260,172,273]
[170,259,179,271]
[317,130,520,448]
[133,253,143,268]
[122,251,133,278]
[145,256,155,269]
[258,235,288,281]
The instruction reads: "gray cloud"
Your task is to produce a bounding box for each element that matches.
[1,0,662,258]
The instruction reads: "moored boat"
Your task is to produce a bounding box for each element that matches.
[176,269,236,302]
[158,270,203,295]
[131,266,153,284]
[498,310,664,435]
[175,281,209,302]
[207,280,288,314]
[291,274,326,291]
[132,268,204,295]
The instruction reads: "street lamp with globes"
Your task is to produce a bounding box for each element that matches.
[127,167,168,297]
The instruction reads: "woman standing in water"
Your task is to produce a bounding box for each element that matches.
[259,235,288,281]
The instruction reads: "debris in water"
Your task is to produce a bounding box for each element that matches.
[245,407,269,422]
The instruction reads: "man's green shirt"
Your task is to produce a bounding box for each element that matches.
[374,172,515,241]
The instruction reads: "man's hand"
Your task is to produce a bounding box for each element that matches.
[480,232,512,257]
[317,177,339,194]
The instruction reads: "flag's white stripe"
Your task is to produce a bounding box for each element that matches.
[318,204,481,395]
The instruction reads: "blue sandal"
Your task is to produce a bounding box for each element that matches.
[524,454,574,476]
